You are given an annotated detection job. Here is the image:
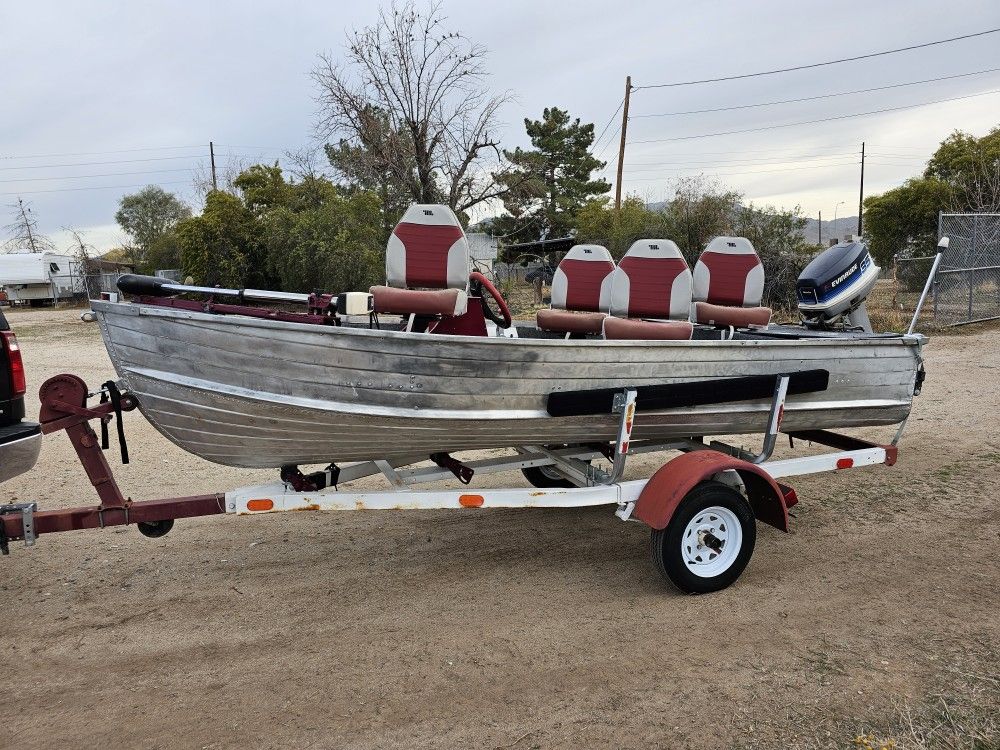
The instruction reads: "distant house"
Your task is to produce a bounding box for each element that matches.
[466,232,498,269]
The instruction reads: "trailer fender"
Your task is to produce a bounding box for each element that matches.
[633,450,795,532]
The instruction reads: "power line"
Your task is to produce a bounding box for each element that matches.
[592,123,622,162]
[630,67,1000,117]
[628,160,860,177]
[0,144,208,161]
[621,157,863,173]
[0,154,208,172]
[633,27,1000,89]
[605,151,860,167]
[0,180,192,198]
[629,88,1000,144]
[623,161,861,181]
[0,167,199,185]
[590,98,625,155]
[0,150,261,173]
[616,152,927,167]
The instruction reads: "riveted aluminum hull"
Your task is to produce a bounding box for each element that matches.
[91,301,923,468]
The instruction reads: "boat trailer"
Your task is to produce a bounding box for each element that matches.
[0,371,901,593]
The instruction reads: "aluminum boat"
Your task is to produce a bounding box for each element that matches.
[91,205,925,469]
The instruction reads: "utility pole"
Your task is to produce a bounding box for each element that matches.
[210,141,218,192]
[818,210,822,246]
[857,141,865,236]
[614,76,632,211]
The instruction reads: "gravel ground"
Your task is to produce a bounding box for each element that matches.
[0,307,997,749]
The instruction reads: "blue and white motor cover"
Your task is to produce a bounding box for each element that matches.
[796,240,881,323]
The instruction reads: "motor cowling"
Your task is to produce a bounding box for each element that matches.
[796,241,880,326]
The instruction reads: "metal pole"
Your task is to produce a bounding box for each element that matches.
[908,237,949,335]
[968,215,977,322]
[935,211,943,318]
[857,142,865,236]
[818,210,822,246]
[614,76,632,211]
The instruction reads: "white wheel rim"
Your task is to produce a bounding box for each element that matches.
[538,465,563,481]
[680,506,743,578]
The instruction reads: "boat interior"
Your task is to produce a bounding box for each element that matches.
[119,203,911,344]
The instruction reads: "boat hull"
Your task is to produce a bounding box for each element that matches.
[92,301,923,468]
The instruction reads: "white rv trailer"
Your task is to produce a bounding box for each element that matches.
[0,252,79,305]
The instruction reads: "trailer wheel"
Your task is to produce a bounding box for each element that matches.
[137,519,174,538]
[521,465,575,488]
[650,481,756,594]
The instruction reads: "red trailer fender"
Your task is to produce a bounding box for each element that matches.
[632,450,797,532]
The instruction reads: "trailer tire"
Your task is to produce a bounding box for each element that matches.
[650,481,756,594]
[521,465,575,488]
[137,519,174,538]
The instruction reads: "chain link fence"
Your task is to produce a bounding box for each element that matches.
[932,213,1000,326]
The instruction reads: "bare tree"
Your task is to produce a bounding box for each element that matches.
[950,152,1000,213]
[191,154,254,203]
[283,146,331,182]
[312,1,514,214]
[65,228,100,298]
[3,197,56,253]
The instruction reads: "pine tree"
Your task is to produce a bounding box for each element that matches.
[495,107,610,243]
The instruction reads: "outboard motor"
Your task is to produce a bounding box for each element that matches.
[796,240,881,332]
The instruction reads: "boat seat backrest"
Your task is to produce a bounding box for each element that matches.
[609,239,691,319]
[385,204,470,290]
[550,244,615,313]
[692,237,765,307]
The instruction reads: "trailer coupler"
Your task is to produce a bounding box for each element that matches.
[0,374,228,550]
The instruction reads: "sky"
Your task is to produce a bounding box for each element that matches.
[2,0,999,252]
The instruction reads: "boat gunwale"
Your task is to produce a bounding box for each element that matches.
[91,300,927,350]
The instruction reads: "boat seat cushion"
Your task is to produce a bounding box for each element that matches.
[693,301,771,327]
[536,308,607,335]
[603,317,693,340]
[551,244,615,312]
[370,286,468,317]
[609,239,692,319]
[692,236,765,307]
[385,204,470,290]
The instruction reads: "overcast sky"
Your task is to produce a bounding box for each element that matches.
[2,0,999,251]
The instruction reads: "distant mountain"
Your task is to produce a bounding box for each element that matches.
[644,202,859,245]
[802,216,859,245]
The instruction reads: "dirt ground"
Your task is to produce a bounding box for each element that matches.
[0,307,997,750]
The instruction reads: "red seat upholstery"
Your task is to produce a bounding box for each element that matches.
[609,239,691,320]
[692,302,771,328]
[602,317,693,340]
[691,237,771,326]
[371,286,468,316]
[536,244,614,334]
[383,204,470,290]
[371,204,472,320]
[536,309,607,335]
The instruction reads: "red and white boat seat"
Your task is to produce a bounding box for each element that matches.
[602,317,693,340]
[609,239,692,320]
[370,204,469,316]
[691,236,771,327]
[536,244,615,334]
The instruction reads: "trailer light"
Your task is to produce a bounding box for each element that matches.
[1,331,25,396]
[836,458,854,469]
[459,494,484,507]
[247,498,274,511]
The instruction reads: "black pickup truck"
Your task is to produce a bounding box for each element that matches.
[0,308,40,483]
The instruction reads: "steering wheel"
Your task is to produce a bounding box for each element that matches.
[469,272,512,329]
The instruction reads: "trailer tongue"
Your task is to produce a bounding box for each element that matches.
[0,370,903,594]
